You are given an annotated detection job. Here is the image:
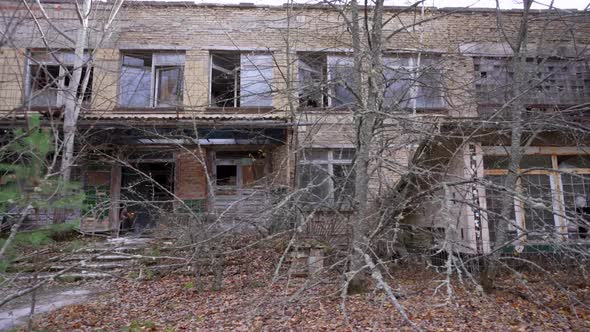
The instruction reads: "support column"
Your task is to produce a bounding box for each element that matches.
[109,163,122,236]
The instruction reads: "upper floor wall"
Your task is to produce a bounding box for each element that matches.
[1,1,589,117]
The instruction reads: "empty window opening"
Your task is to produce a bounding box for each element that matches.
[119,51,185,107]
[216,165,237,186]
[210,52,273,107]
[298,53,327,108]
[211,53,240,107]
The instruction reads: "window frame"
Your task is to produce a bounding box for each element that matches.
[25,50,93,108]
[118,51,185,108]
[483,151,590,242]
[208,51,274,108]
[317,53,445,110]
[298,148,355,207]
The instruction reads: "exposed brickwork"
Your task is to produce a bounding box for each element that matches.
[86,169,111,187]
[175,150,208,200]
[0,48,25,111]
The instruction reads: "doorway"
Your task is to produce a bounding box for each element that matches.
[121,162,174,232]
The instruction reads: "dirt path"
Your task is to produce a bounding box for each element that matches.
[0,286,97,331]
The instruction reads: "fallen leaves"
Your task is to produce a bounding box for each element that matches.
[29,244,590,332]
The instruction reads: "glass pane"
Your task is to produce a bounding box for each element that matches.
[483,155,552,169]
[153,53,185,66]
[415,68,444,109]
[561,173,590,239]
[301,149,329,162]
[558,155,590,169]
[240,54,273,107]
[519,155,552,169]
[298,164,330,203]
[483,155,509,169]
[328,56,355,107]
[156,67,182,107]
[383,69,412,109]
[29,65,59,106]
[120,65,151,107]
[333,164,354,205]
[484,175,517,245]
[333,148,355,160]
[521,174,556,240]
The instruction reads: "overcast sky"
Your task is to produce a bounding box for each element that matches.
[186,0,589,10]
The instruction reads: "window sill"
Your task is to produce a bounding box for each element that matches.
[205,106,275,114]
[113,106,184,113]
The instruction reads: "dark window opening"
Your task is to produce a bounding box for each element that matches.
[210,52,273,107]
[64,66,93,103]
[211,53,240,107]
[216,165,237,186]
[298,53,328,108]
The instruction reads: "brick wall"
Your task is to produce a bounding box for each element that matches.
[91,49,120,110]
[175,150,209,200]
[86,169,111,187]
[0,48,25,111]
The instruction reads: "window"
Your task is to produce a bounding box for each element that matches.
[26,51,93,107]
[483,175,516,244]
[383,56,445,110]
[559,155,590,239]
[303,53,444,109]
[474,57,590,105]
[298,148,355,207]
[483,152,590,243]
[209,52,273,107]
[298,53,328,108]
[119,51,185,107]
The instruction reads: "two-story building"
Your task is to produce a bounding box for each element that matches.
[1,0,589,254]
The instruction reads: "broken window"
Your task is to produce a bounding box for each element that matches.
[210,52,273,107]
[27,51,93,107]
[119,51,185,107]
[298,148,355,207]
[474,57,590,105]
[298,53,327,107]
[323,54,444,109]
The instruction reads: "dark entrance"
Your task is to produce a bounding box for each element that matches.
[121,162,174,233]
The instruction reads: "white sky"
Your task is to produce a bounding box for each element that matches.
[186,0,589,10]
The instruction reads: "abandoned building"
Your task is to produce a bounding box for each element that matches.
[0,1,590,256]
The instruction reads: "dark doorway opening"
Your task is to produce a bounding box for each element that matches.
[121,162,174,233]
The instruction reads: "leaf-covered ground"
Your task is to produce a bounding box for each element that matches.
[32,244,590,331]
